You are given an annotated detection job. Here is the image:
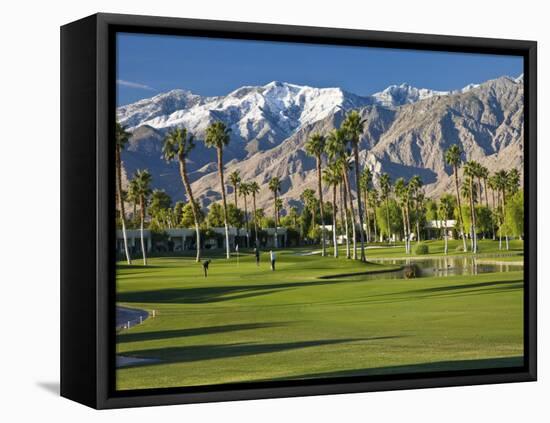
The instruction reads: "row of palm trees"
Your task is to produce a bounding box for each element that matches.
[445,145,520,253]
[116,113,522,266]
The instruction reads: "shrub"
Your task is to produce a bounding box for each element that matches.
[414,243,429,255]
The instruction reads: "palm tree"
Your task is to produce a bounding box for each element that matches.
[464,161,479,253]
[162,127,202,262]
[275,198,283,224]
[115,122,132,264]
[239,182,250,248]
[326,128,357,259]
[369,189,380,242]
[249,181,260,248]
[379,173,392,243]
[228,170,241,208]
[439,194,455,255]
[342,110,367,261]
[127,178,139,226]
[305,132,327,257]
[408,175,423,243]
[505,169,520,249]
[479,164,489,208]
[445,145,468,252]
[488,174,498,240]
[338,173,350,258]
[268,176,282,248]
[205,121,232,259]
[133,169,152,265]
[301,188,317,240]
[360,168,373,242]
[507,169,520,195]
[494,169,517,250]
[289,206,299,229]
[395,178,410,253]
[323,163,340,257]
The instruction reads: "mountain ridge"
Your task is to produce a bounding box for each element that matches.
[118,75,524,213]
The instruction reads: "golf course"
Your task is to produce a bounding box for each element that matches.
[115,239,524,391]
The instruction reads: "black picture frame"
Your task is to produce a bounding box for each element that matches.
[61,12,537,409]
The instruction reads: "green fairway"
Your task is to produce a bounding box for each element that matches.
[116,241,524,390]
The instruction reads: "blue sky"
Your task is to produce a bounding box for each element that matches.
[117,32,523,106]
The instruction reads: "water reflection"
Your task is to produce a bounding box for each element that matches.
[367,256,522,280]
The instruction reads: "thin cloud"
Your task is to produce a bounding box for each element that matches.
[117,79,156,91]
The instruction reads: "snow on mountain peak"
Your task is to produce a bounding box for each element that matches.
[515,74,524,83]
[372,83,449,107]
[117,81,369,143]
[116,77,514,141]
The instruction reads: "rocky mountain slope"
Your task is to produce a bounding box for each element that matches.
[118,76,523,213]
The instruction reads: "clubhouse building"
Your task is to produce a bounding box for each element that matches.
[116,227,288,255]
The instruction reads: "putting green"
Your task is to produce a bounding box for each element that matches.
[115,242,524,390]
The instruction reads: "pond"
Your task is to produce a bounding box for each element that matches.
[366,256,523,280]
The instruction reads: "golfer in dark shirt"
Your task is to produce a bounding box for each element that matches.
[254,248,260,266]
[202,259,211,277]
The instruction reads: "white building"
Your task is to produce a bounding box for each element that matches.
[116,226,288,254]
[424,219,457,239]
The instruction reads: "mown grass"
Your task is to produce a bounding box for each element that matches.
[115,241,524,390]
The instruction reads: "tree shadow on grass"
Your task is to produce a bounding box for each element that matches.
[405,279,523,295]
[116,280,337,304]
[118,336,402,368]
[117,264,168,270]
[264,356,524,382]
[117,322,287,344]
[326,279,523,308]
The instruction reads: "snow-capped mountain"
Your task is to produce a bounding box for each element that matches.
[371,83,450,107]
[118,78,507,140]
[117,75,524,211]
[117,81,374,148]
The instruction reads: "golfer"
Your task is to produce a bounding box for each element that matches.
[254,247,260,266]
[202,259,211,278]
[270,250,276,271]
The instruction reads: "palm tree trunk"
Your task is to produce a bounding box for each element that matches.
[414,193,421,243]
[385,198,391,244]
[252,193,259,248]
[273,191,278,248]
[115,146,131,264]
[454,166,468,252]
[317,157,326,257]
[400,205,407,253]
[405,200,412,254]
[332,184,338,257]
[364,190,371,242]
[353,148,366,261]
[491,189,497,241]
[373,201,378,242]
[178,157,201,262]
[243,194,249,248]
[443,218,448,255]
[483,178,489,208]
[139,196,147,266]
[469,178,478,253]
[497,189,502,249]
[342,181,350,259]
[502,189,509,250]
[215,148,230,259]
[343,169,357,259]
[477,177,482,205]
